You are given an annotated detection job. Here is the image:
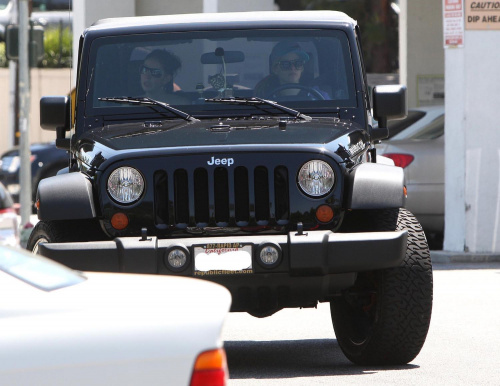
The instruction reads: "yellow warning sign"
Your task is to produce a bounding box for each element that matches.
[466,1,500,29]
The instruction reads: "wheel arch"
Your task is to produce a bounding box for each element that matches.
[345,163,406,209]
[37,172,96,221]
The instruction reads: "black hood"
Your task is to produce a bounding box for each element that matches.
[79,117,359,151]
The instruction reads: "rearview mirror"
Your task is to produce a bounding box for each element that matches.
[201,48,245,64]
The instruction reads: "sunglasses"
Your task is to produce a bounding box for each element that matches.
[276,60,305,71]
[140,65,164,78]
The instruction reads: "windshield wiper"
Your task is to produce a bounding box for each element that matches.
[98,96,199,122]
[205,97,312,121]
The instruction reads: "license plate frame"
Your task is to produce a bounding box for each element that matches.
[193,243,253,276]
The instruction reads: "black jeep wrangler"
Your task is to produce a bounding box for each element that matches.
[30,11,432,365]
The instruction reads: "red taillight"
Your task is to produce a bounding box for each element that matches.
[383,153,414,168]
[0,208,15,214]
[190,348,228,386]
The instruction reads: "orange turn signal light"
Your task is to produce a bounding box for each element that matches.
[403,185,408,197]
[316,205,334,223]
[111,212,129,230]
[193,348,226,371]
[190,348,228,386]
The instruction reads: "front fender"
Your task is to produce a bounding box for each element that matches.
[37,173,96,221]
[346,163,406,209]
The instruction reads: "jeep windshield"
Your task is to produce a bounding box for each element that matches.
[85,29,356,124]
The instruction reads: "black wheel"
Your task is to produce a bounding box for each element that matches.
[27,219,106,254]
[270,84,326,100]
[331,208,433,365]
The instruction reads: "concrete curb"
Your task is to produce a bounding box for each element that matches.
[431,250,500,264]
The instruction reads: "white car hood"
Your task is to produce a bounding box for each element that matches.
[0,271,231,386]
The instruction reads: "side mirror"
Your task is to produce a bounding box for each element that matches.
[40,96,71,149]
[371,85,408,141]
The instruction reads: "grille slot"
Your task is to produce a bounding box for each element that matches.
[153,170,168,226]
[214,167,230,224]
[174,169,189,225]
[234,166,250,224]
[155,165,289,228]
[194,168,209,225]
[274,166,289,222]
[254,166,270,223]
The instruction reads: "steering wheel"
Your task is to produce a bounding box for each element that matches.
[270,84,326,101]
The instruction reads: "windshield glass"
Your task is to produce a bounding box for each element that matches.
[32,0,72,11]
[86,29,356,119]
[0,0,9,10]
[386,110,426,139]
[0,246,86,291]
[409,114,444,140]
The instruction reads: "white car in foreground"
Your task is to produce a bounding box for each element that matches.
[0,246,231,386]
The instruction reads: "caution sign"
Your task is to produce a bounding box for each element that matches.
[466,1,500,29]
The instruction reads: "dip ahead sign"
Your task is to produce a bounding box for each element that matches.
[465,0,500,29]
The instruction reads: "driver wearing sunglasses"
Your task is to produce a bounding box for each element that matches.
[271,44,308,89]
[140,49,189,104]
[255,41,330,100]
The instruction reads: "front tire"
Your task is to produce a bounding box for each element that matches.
[331,208,433,365]
[27,219,105,254]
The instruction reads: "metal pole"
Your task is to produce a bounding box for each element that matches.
[8,0,18,149]
[18,0,32,226]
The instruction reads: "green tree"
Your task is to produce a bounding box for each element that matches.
[41,26,72,68]
[0,26,72,68]
[0,43,8,67]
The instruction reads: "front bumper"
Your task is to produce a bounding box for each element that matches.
[40,230,407,275]
[40,230,407,312]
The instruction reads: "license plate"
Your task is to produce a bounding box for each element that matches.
[194,243,252,276]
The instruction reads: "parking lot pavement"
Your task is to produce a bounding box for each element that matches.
[223,262,500,385]
[431,250,500,264]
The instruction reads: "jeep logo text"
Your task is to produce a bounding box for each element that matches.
[207,156,234,166]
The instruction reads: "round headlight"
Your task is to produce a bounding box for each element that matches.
[107,167,145,204]
[297,160,335,197]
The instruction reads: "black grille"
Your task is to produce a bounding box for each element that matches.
[154,165,290,228]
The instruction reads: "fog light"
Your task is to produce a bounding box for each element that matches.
[257,242,282,268]
[164,246,190,272]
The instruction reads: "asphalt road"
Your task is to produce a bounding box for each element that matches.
[222,262,500,385]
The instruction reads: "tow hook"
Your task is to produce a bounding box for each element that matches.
[295,222,308,236]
